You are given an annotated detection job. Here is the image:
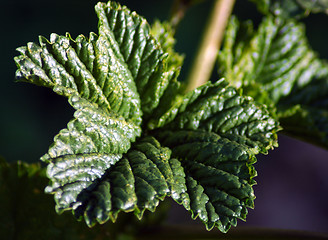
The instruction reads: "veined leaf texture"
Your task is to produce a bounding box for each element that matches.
[14,0,278,233]
[218,13,328,148]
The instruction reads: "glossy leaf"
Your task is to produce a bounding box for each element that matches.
[72,136,185,227]
[0,158,171,239]
[95,2,181,118]
[218,15,328,147]
[14,32,142,125]
[13,0,280,233]
[14,1,181,125]
[149,79,278,154]
[154,130,257,233]
[42,94,141,212]
[149,79,279,232]
[14,0,176,222]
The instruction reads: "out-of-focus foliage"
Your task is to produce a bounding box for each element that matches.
[218,12,328,148]
[251,0,328,18]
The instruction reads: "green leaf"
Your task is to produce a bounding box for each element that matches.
[219,16,328,103]
[15,32,143,125]
[149,79,278,154]
[42,94,141,212]
[148,20,185,125]
[14,0,181,223]
[251,0,328,18]
[14,2,182,124]
[277,75,328,147]
[297,0,328,13]
[14,0,280,234]
[150,20,184,71]
[13,134,177,230]
[218,15,328,148]
[154,130,257,233]
[71,136,183,227]
[14,0,178,226]
[95,2,181,118]
[149,80,279,232]
[0,158,171,239]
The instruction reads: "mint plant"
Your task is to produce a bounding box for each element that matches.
[2,0,328,238]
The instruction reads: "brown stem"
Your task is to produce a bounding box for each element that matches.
[185,0,235,92]
[169,0,190,31]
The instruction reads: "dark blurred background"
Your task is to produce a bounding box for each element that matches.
[0,0,327,234]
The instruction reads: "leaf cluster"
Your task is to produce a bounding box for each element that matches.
[12,0,280,234]
[7,0,328,237]
[218,0,328,148]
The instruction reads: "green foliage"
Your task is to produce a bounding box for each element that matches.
[0,157,99,239]
[149,79,278,154]
[252,0,328,18]
[8,0,328,237]
[154,129,257,232]
[12,0,280,234]
[0,157,172,239]
[218,10,328,148]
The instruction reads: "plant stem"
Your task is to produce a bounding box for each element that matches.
[185,0,235,92]
[170,0,189,31]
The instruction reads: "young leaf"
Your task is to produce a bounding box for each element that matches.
[218,15,328,148]
[14,0,279,234]
[150,20,184,72]
[219,16,328,102]
[15,31,143,125]
[71,136,182,227]
[149,79,278,154]
[13,0,184,230]
[14,0,174,225]
[14,1,183,124]
[42,94,141,212]
[95,2,182,118]
[150,79,278,233]
[154,129,257,233]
